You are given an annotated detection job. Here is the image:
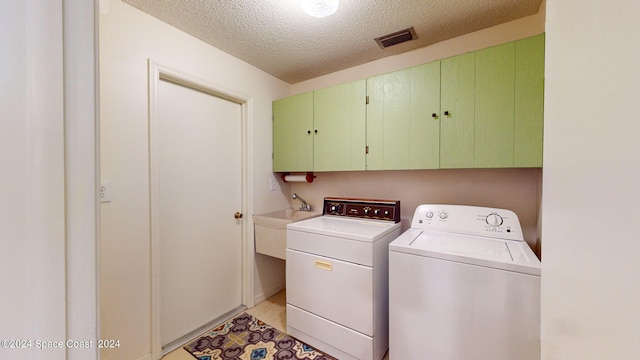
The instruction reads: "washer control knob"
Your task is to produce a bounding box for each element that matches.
[486,213,504,227]
[330,204,342,213]
[363,207,371,216]
[374,209,381,216]
[425,211,434,219]
[438,211,448,219]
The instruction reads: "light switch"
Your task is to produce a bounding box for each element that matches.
[100,181,112,203]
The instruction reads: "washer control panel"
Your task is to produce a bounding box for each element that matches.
[323,197,400,223]
[410,204,524,241]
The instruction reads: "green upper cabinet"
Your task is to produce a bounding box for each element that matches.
[313,80,366,171]
[440,52,476,168]
[272,80,366,172]
[475,42,516,168]
[272,34,544,172]
[272,92,313,172]
[366,62,441,170]
[474,33,545,168]
[514,34,545,167]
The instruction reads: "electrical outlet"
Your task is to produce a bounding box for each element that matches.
[100,181,112,203]
[269,177,277,191]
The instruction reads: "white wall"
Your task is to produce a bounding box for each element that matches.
[99,1,291,359]
[541,1,640,359]
[0,1,92,359]
[0,1,66,359]
[1,1,99,359]
[64,1,100,359]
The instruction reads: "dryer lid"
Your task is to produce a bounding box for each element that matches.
[287,215,401,242]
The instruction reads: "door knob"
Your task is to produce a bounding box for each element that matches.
[234,212,243,219]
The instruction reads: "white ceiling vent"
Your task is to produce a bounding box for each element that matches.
[375,27,418,49]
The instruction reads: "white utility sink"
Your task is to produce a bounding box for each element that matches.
[253,209,320,260]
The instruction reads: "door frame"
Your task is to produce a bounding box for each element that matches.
[148,60,254,359]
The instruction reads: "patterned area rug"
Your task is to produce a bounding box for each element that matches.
[184,312,336,360]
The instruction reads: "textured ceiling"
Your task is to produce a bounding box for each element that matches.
[123,0,543,84]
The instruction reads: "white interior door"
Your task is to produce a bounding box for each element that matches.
[155,78,243,348]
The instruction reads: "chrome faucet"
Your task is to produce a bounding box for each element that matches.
[292,193,312,211]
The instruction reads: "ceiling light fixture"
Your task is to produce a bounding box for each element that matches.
[301,0,339,18]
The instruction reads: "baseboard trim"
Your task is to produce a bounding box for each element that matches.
[135,354,152,360]
[161,305,247,356]
[253,282,285,304]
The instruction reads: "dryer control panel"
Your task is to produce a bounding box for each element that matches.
[410,204,524,241]
[323,197,400,223]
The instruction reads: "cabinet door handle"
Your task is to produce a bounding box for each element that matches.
[307,130,311,134]
[444,111,450,116]
[314,129,318,134]
[432,113,438,119]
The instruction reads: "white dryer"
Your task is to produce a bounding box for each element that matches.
[287,197,401,360]
[389,204,541,360]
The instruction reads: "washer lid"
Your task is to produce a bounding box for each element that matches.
[287,215,401,242]
[411,231,513,262]
[390,229,540,275]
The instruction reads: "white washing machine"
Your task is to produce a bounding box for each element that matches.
[286,197,401,360]
[389,204,541,360]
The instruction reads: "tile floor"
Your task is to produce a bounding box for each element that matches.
[162,290,286,360]
[162,289,389,360]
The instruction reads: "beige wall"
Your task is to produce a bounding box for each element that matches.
[99,1,290,359]
[290,169,542,249]
[542,1,640,358]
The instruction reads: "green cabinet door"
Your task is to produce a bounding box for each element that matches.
[380,69,412,170]
[514,34,545,167]
[409,62,441,169]
[366,62,440,170]
[272,92,313,172]
[440,52,476,168]
[475,42,516,168]
[313,80,366,171]
[366,74,385,170]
